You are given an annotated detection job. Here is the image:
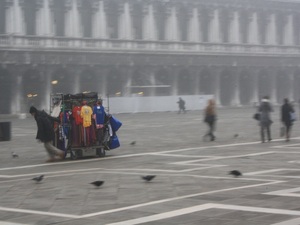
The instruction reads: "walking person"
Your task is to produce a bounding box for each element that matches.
[204,99,217,141]
[177,97,186,114]
[281,98,295,142]
[258,96,273,143]
[30,106,65,162]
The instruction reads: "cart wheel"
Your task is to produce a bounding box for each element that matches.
[70,150,78,160]
[97,148,106,157]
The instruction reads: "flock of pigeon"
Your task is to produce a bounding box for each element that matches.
[31,174,157,187]
[13,138,243,188]
[30,172,242,187]
[89,175,156,187]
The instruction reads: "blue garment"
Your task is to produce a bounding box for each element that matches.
[110,116,122,132]
[93,105,105,125]
[109,134,120,149]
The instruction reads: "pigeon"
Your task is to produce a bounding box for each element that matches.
[229,170,242,177]
[142,175,156,182]
[130,141,136,146]
[12,152,19,158]
[90,181,104,187]
[32,175,44,183]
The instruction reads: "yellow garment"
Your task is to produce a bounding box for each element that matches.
[80,105,93,127]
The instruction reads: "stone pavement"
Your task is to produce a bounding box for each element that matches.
[1,107,300,224]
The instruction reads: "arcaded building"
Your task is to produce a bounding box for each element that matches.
[1,0,300,113]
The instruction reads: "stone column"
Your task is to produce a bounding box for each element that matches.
[170,67,180,96]
[266,13,277,45]
[36,0,53,36]
[14,75,23,114]
[149,4,157,40]
[100,68,109,99]
[211,66,221,106]
[143,3,156,40]
[123,67,134,97]
[198,7,204,42]
[284,68,295,101]
[36,1,43,35]
[13,0,24,35]
[288,71,295,101]
[142,4,149,39]
[119,1,132,39]
[229,10,240,44]
[165,6,171,41]
[284,14,294,45]
[66,0,81,37]
[92,1,99,38]
[194,73,200,95]
[73,70,81,94]
[189,67,200,95]
[188,7,200,42]
[231,68,241,106]
[92,0,102,38]
[118,2,125,39]
[9,65,24,114]
[251,69,259,104]
[40,66,52,112]
[44,0,54,36]
[166,5,179,41]
[248,11,259,44]
[74,0,82,37]
[93,0,108,39]
[64,1,71,36]
[209,8,221,43]
[269,70,277,104]
[148,69,156,96]
[5,1,14,33]
[94,66,108,98]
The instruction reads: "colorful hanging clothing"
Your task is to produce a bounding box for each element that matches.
[93,105,106,127]
[72,106,83,125]
[80,105,93,128]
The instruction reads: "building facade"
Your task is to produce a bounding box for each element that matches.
[1,0,300,113]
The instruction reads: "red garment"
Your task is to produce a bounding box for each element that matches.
[81,126,95,146]
[72,106,83,125]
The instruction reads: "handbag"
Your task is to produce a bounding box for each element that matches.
[253,113,260,121]
[109,135,120,149]
[290,112,297,121]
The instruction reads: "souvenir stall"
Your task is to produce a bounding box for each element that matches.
[50,92,122,159]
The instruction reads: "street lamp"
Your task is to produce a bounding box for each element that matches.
[27,93,38,98]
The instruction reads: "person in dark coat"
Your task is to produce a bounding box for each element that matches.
[281,98,295,141]
[177,97,186,114]
[258,96,273,143]
[30,106,64,162]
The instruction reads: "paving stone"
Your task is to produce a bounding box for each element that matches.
[1,108,300,224]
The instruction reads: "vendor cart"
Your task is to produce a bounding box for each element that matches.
[50,92,119,160]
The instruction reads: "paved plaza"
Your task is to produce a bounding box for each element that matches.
[2,107,300,225]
